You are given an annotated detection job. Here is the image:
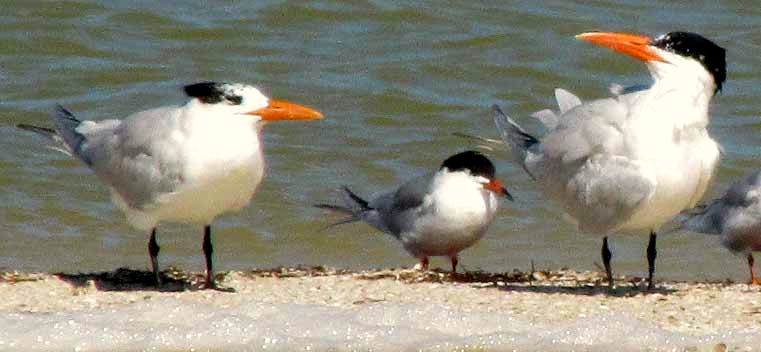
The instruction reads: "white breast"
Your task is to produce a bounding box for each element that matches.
[115,114,265,230]
[400,172,499,256]
[621,95,720,231]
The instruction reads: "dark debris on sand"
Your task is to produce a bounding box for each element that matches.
[2,266,731,296]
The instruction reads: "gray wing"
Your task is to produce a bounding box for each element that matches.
[531,88,582,131]
[563,154,656,233]
[75,106,186,209]
[554,88,582,114]
[390,173,433,211]
[680,170,761,239]
[718,172,761,252]
[723,170,761,208]
[368,172,434,236]
[538,96,629,165]
[533,92,657,233]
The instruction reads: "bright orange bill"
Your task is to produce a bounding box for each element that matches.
[248,99,323,121]
[576,32,664,62]
[485,179,513,201]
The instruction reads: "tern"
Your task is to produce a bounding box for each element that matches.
[678,170,761,285]
[492,31,726,289]
[18,82,323,290]
[316,150,512,272]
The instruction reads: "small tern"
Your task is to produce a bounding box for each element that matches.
[492,31,726,289]
[18,82,323,290]
[678,170,761,285]
[316,150,512,272]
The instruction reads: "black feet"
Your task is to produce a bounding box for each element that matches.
[748,254,759,285]
[144,225,233,291]
[148,228,162,287]
[201,225,233,291]
[601,236,613,288]
[646,231,657,290]
[202,225,214,283]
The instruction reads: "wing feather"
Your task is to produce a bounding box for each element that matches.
[76,106,186,210]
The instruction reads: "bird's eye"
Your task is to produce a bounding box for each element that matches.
[225,95,242,105]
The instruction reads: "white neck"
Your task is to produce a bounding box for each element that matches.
[643,51,717,128]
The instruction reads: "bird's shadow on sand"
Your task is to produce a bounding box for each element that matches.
[478,279,678,297]
[464,271,678,297]
[54,267,212,292]
[48,266,688,296]
[357,268,679,297]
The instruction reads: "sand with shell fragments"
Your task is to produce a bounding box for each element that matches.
[0,267,760,351]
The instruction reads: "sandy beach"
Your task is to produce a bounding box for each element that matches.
[1,266,759,351]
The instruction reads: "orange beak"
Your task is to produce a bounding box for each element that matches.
[247,99,323,121]
[484,178,513,201]
[576,32,664,62]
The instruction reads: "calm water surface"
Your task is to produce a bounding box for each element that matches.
[2,1,761,282]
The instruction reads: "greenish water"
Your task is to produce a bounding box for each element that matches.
[2,1,761,282]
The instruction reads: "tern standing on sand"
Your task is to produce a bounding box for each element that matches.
[317,151,512,272]
[18,82,324,290]
[678,169,761,285]
[493,31,726,289]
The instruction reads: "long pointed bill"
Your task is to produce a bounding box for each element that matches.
[484,178,513,201]
[576,32,664,62]
[247,99,323,121]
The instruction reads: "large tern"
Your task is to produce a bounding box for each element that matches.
[492,31,726,289]
[678,170,761,285]
[18,82,323,290]
[317,151,512,272]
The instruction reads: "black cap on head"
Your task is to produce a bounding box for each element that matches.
[184,82,243,105]
[440,150,496,179]
[651,32,726,92]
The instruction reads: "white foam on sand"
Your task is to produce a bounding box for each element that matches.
[0,297,757,351]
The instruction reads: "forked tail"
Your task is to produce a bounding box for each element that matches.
[492,104,539,179]
[315,186,372,228]
[52,105,86,156]
[17,105,84,157]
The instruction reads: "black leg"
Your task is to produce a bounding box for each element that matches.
[748,253,759,285]
[451,255,459,273]
[601,236,613,288]
[202,225,214,287]
[646,231,657,290]
[202,225,234,292]
[148,228,161,287]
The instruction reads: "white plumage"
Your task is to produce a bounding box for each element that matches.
[318,151,512,272]
[493,31,726,288]
[19,82,323,290]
